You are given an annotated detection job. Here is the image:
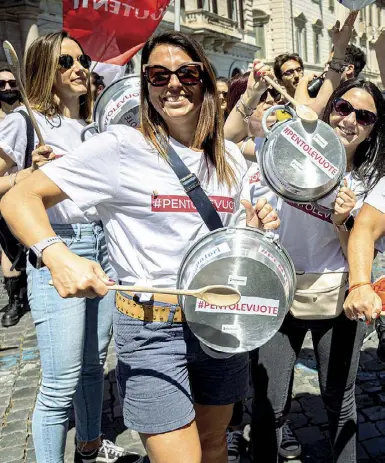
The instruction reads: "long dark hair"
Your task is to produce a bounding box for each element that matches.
[227,72,250,114]
[322,79,385,191]
[140,31,236,188]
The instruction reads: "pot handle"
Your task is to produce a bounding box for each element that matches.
[261,105,296,135]
[81,122,98,142]
[228,208,246,230]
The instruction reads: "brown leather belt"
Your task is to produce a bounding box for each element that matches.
[115,291,186,323]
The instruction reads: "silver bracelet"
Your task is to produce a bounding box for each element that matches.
[235,99,252,122]
[239,96,256,114]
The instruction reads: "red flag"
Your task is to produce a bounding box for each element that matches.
[63,0,171,66]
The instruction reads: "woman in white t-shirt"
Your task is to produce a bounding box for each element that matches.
[1,32,280,462]
[0,32,129,463]
[250,79,385,463]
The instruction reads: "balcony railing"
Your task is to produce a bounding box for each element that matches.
[184,9,238,32]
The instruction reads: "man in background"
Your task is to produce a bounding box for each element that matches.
[0,68,20,121]
[216,76,229,119]
[273,53,304,98]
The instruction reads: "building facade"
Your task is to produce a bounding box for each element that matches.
[159,0,259,77]
[0,0,259,78]
[0,0,384,85]
[252,0,385,85]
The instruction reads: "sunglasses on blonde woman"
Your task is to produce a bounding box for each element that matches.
[143,63,203,87]
[333,98,377,126]
[58,54,92,70]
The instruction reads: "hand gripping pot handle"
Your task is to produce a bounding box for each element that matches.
[228,208,281,240]
[261,105,296,135]
[80,122,98,142]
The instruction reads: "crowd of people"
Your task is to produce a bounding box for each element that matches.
[0,10,385,463]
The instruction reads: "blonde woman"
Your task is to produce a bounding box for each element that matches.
[0,32,133,463]
[1,31,280,463]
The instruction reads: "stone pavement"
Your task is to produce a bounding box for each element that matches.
[0,257,385,462]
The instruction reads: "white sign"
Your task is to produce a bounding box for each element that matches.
[228,275,248,286]
[221,324,241,335]
[281,126,339,179]
[313,133,328,149]
[195,295,280,317]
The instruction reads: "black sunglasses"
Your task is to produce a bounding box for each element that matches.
[58,54,92,70]
[0,80,17,90]
[333,98,377,126]
[143,63,203,87]
[260,87,281,103]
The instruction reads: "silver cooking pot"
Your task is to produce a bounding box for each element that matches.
[81,74,140,141]
[259,105,346,204]
[177,211,296,357]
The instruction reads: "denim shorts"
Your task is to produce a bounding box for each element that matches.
[113,294,249,434]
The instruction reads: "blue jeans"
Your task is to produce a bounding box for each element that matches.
[27,223,116,463]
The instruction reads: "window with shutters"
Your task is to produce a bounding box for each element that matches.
[227,0,238,22]
[295,14,308,62]
[313,20,323,65]
[253,9,269,59]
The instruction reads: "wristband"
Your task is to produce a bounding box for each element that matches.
[333,214,354,232]
[348,282,372,294]
[29,236,65,269]
[329,60,348,74]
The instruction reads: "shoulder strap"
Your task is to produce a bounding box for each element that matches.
[17,110,34,169]
[167,144,223,231]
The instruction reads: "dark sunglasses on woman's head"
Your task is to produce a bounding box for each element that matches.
[143,63,203,87]
[0,80,17,90]
[58,54,92,70]
[260,87,281,103]
[333,98,377,126]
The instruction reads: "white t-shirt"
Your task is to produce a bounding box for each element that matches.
[364,176,385,213]
[277,172,384,273]
[245,137,277,209]
[0,108,98,224]
[42,125,250,288]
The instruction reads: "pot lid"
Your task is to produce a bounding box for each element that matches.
[261,119,346,203]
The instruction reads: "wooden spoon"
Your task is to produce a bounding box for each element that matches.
[48,281,241,306]
[263,74,318,124]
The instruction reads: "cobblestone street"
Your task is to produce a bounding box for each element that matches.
[0,260,385,462]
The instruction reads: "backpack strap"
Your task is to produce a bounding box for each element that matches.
[17,110,35,168]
